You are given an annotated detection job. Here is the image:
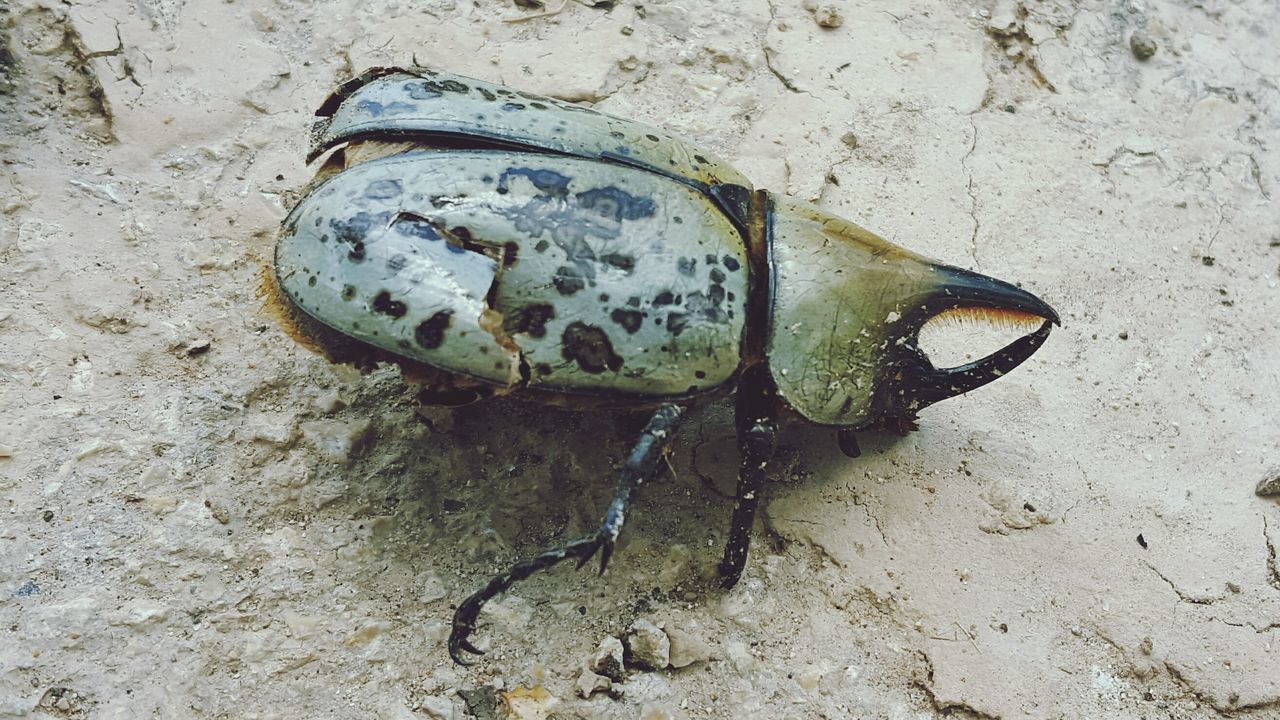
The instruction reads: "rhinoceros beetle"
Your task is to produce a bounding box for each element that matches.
[269,66,1059,664]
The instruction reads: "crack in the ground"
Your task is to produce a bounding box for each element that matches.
[761,1,810,96]
[912,650,1001,720]
[960,116,982,268]
[1265,517,1279,591]
[1145,561,1222,605]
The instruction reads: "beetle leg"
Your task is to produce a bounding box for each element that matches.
[449,403,685,664]
[719,365,780,588]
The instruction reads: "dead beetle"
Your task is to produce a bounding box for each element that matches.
[268,66,1059,663]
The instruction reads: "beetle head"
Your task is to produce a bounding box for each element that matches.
[767,197,1058,429]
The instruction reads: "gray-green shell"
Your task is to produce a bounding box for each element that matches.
[310,67,752,205]
[277,150,749,397]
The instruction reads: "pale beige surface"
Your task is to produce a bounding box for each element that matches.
[2,1,1278,718]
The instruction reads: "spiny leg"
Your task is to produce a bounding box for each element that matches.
[449,403,685,664]
[719,365,779,588]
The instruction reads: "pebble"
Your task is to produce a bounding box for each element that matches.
[500,686,558,720]
[987,0,1021,36]
[591,636,626,680]
[665,626,714,668]
[1130,30,1157,60]
[576,669,612,699]
[1256,469,1280,496]
[803,1,843,28]
[419,695,459,720]
[625,619,671,670]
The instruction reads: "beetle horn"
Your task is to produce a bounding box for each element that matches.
[891,264,1059,411]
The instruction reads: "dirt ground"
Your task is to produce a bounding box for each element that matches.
[2,0,1278,717]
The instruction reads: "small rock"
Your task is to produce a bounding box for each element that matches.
[419,695,459,720]
[591,636,626,680]
[419,573,447,604]
[500,686,558,720]
[204,499,231,524]
[625,619,670,670]
[459,687,499,720]
[665,625,714,668]
[184,338,212,357]
[1130,30,1157,60]
[1256,469,1280,496]
[839,131,858,149]
[300,418,372,460]
[987,0,1021,36]
[803,0,843,28]
[576,670,611,699]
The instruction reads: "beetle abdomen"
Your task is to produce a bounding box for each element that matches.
[276,150,749,398]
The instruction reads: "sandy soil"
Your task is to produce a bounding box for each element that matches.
[2,0,1278,717]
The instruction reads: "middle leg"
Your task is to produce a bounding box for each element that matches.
[719,364,779,587]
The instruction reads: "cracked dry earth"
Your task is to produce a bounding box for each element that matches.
[2,0,1278,718]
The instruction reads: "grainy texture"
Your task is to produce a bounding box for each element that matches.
[1,0,1278,718]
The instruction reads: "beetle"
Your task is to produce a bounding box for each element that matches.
[268,66,1059,664]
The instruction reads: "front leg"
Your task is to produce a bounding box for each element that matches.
[719,364,779,587]
[449,403,685,664]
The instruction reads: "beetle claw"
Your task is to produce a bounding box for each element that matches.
[596,537,615,576]
[448,624,486,665]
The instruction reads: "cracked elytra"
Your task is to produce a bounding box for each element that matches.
[269,65,1060,664]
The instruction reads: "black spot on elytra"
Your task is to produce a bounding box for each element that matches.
[372,291,407,319]
[653,291,680,306]
[645,134,660,142]
[553,266,586,295]
[723,255,741,272]
[561,322,623,374]
[505,303,555,339]
[387,254,408,272]
[358,99,415,116]
[695,370,706,379]
[534,240,550,253]
[530,102,548,110]
[502,102,526,111]
[535,363,553,376]
[626,296,641,308]
[610,309,644,334]
[666,313,688,336]
[478,88,496,101]
[705,254,718,265]
[677,257,697,277]
[710,268,726,284]
[330,211,390,261]
[600,253,636,273]
[341,285,357,301]
[403,79,468,99]
[694,154,709,164]
[686,291,729,323]
[576,186,656,222]
[415,311,452,349]
[365,179,402,200]
[498,167,572,197]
